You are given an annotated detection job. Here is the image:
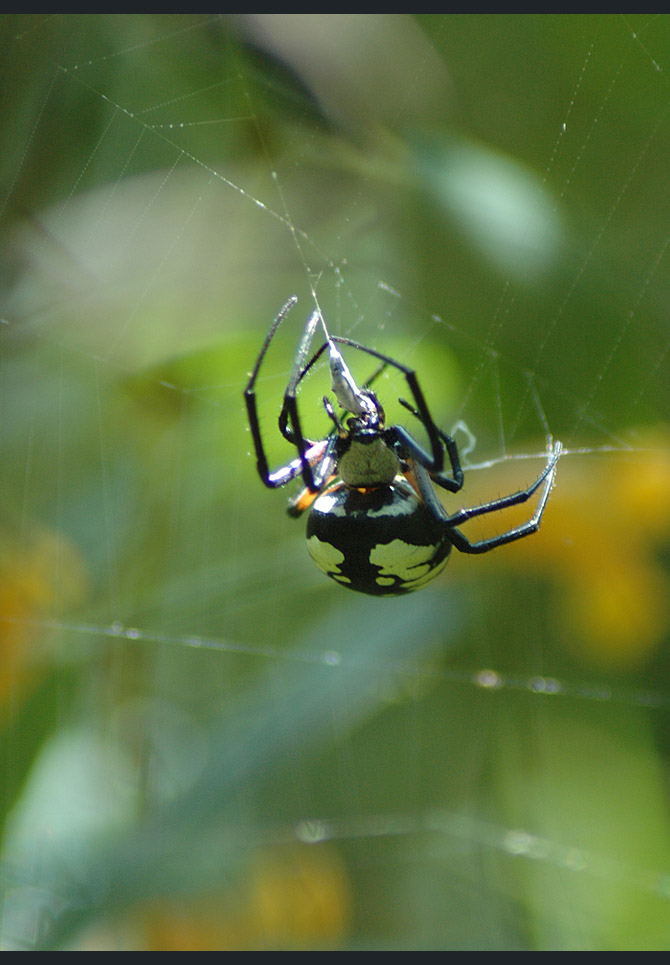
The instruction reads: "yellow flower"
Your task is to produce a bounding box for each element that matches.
[143,844,351,950]
[0,521,87,715]
[466,431,670,670]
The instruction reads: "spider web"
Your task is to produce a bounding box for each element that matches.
[0,14,669,950]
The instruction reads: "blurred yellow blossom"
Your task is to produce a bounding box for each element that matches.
[477,430,670,670]
[143,843,351,950]
[0,520,87,716]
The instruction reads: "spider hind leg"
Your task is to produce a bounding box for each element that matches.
[446,440,562,554]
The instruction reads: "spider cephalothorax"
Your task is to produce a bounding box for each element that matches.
[244,297,561,596]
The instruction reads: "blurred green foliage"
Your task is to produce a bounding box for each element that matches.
[0,14,669,950]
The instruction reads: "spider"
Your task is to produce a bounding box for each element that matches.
[244,297,561,596]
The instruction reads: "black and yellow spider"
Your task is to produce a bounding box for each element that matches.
[244,297,561,596]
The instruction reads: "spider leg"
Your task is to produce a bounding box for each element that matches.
[244,298,324,491]
[280,342,390,446]
[320,337,447,476]
[362,360,390,391]
[244,297,299,487]
[278,340,330,443]
[402,458,454,523]
[280,310,328,491]
[395,397,464,493]
[254,439,331,490]
[287,450,337,518]
[445,441,562,554]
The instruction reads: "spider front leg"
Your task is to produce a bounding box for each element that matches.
[244,299,324,492]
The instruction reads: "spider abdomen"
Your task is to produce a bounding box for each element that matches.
[306,477,452,596]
